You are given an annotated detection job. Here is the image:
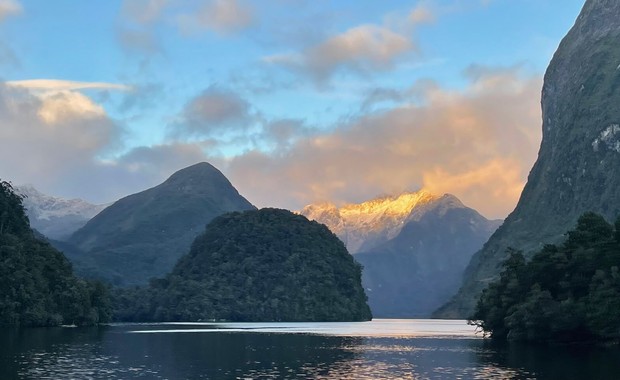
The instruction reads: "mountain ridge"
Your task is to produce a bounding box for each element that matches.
[436,0,620,318]
[300,190,442,253]
[66,162,256,286]
[303,190,501,317]
[16,185,109,240]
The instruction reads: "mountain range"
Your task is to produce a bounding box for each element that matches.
[22,164,503,318]
[16,185,108,240]
[436,0,620,318]
[302,191,501,317]
[300,191,439,254]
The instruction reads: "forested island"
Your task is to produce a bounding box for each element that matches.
[0,181,111,326]
[470,212,620,343]
[114,208,372,322]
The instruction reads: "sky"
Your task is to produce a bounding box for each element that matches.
[0,0,586,219]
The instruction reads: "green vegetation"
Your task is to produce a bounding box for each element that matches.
[0,181,111,326]
[439,5,620,319]
[114,208,372,322]
[470,212,620,343]
[66,162,256,286]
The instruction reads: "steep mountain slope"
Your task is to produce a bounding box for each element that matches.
[355,195,501,317]
[300,191,439,253]
[67,162,256,286]
[436,0,620,318]
[16,185,108,240]
[114,209,372,322]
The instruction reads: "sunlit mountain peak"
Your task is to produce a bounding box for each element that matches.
[300,189,442,253]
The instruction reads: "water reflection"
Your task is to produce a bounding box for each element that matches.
[1,321,620,379]
[477,341,620,380]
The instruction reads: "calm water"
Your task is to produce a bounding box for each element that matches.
[1,319,620,379]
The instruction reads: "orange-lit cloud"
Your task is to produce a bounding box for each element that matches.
[264,24,416,84]
[225,67,542,219]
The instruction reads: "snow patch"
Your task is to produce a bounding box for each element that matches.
[16,185,108,220]
[592,124,620,153]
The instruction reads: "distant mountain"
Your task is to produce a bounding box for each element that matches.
[356,195,501,317]
[16,185,108,240]
[114,209,372,322]
[66,162,256,286]
[300,191,439,253]
[436,0,620,318]
[302,191,501,317]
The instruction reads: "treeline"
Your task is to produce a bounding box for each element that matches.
[0,181,111,327]
[1,180,370,325]
[470,212,620,343]
[113,209,372,322]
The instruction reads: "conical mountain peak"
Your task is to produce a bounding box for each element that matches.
[67,162,255,286]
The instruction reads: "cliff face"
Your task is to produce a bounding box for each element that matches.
[436,0,620,318]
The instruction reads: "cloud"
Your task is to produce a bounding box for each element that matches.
[78,143,212,201]
[224,68,543,219]
[6,79,131,92]
[117,25,162,55]
[170,86,254,138]
[264,24,415,84]
[116,0,253,56]
[0,0,21,22]
[176,0,254,35]
[0,0,21,66]
[262,118,311,151]
[117,0,170,55]
[118,82,163,112]
[121,0,170,25]
[0,83,124,199]
[408,4,435,25]
[0,81,215,203]
[0,41,18,66]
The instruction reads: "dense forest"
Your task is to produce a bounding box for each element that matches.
[470,212,620,343]
[0,180,111,326]
[114,208,372,322]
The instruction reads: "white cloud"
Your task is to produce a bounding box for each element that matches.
[6,79,131,92]
[0,83,123,199]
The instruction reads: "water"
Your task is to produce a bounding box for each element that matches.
[1,319,620,379]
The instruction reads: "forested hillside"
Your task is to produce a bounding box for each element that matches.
[114,209,372,322]
[471,213,620,343]
[0,181,111,326]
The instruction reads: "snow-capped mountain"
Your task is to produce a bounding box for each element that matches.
[301,190,503,317]
[300,190,439,253]
[16,185,109,240]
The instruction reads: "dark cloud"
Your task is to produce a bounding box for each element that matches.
[169,86,255,138]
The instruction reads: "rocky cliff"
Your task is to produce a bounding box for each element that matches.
[436,0,620,318]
